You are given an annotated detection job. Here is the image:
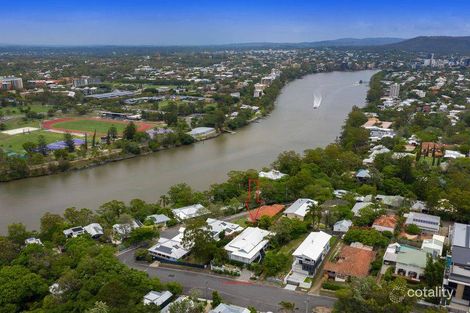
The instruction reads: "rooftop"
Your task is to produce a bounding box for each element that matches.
[248,204,285,222]
[324,245,376,278]
[293,231,332,261]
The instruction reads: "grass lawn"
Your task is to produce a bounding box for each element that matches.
[1,118,42,130]
[279,233,309,255]
[233,216,250,227]
[0,130,67,153]
[51,119,127,135]
[0,104,52,115]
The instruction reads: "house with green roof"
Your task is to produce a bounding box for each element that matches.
[383,242,428,281]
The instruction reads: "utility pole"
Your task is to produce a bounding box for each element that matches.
[305,299,309,313]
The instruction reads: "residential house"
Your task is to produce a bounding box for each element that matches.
[187,127,216,139]
[206,218,244,239]
[209,303,250,313]
[83,223,104,239]
[421,234,445,257]
[333,219,353,233]
[355,169,371,182]
[248,204,285,223]
[112,219,143,239]
[283,198,318,220]
[172,204,208,221]
[148,237,190,261]
[258,169,287,180]
[383,242,428,281]
[405,212,441,234]
[375,195,405,208]
[160,296,194,313]
[143,290,173,308]
[63,226,85,238]
[351,201,374,216]
[372,215,398,233]
[324,245,376,281]
[224,227,272,264]
[25,237,43,245]
[146,214,171,226]
[443,223,470,310]
[291,231,332,277]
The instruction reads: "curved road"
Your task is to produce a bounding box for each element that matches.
[117,248,336,312]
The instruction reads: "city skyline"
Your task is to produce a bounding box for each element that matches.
[3,0,470,46]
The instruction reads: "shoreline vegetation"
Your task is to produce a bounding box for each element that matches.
[2,68,468,313]
[0,65,364,183]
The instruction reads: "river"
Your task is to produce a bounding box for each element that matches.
[0,70,376,231]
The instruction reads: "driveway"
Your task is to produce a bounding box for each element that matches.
[118,248,336,312]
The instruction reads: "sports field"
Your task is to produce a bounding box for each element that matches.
[0,130,66,153]
[43,118,154,135]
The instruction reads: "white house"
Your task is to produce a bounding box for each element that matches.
[206,218,244,239]
[63,226,85,238]
[172,204,208,221]
[291,231,332,276]
[83,223,104,239]
[258,169,287,180]
[421,234,445,257]
[224,227,272,264]
[143,290,173,308]
[283,198,318,220]
[112,219,142,239]
[333,219,352,233]
[351,201,374,216]
[146,214,171,226]
[148,237,190,261]
[25,237,43,245]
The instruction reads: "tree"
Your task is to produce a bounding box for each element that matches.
[92,129,97,147]
[64,133,75,152]
[0,265,49,312]
[7,223,30,245]
[0,237,19,266]
[123,122,137,140]
[306,202,321,230]
[108,126,118,139]
[405,224,421,235]
[64,207,95,226]
[424,256,445,304]
[262,252,290,277]
[212,291,222,308]
[37,134,48,155]
[169,298,204,313]
[40,213,66,243]
[22,141,37,155]
[128,227,158,245]
[279,301,295,313]
[333,277,415,313]
[182,219,218,263]
[85,301,110,313]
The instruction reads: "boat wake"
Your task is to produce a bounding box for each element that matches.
[313,93,322,109]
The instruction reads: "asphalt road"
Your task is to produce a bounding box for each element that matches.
[118,248,336,312]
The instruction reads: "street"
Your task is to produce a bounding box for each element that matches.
[118,248,336,312]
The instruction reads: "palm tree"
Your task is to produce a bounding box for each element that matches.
[159,195,169,208]
[307,202,322,231]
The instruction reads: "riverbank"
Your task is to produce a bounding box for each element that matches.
[0,70,377,231]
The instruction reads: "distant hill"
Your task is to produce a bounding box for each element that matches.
[299,37,404,47]
[384,36,470,54]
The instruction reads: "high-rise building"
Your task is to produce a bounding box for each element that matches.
[389,83,400,99]
[0,77,23,90]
